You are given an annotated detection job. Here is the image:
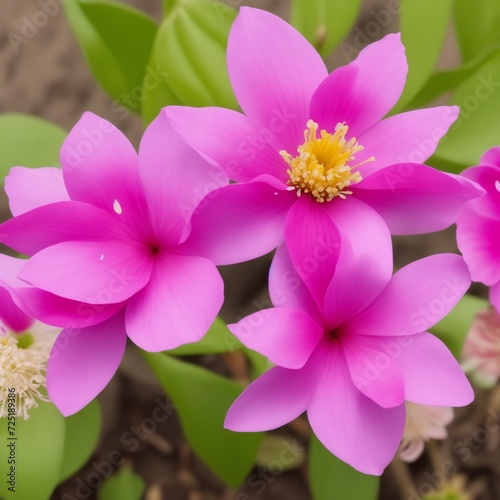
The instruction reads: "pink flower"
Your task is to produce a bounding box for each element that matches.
[224,241,473,475]
[166,7,482,269]
[457,147,500,311]
[0,112,226,416]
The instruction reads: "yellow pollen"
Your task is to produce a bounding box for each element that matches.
[280,120,375,203]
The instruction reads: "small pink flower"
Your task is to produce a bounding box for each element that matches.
[225,242,473,475]
[457,147,500,311]
[461,308,500,387]
[0,112,227,416]
[398,402,454,462]
[166,7,482,269]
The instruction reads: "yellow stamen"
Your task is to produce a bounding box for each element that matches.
[280,120,375,203]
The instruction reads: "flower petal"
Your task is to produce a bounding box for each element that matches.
[180,181,295,265]
[125,254,223,352]
[0,288,33,332]
[354,163,484,234]
[307,344,405,475]
[491,282,500,313]
[354,106,460,176]
[5,167,70,216]
[310,34,407,139]
[229,308,323,369]
[460,165,500,219]
[20,240,153,304]
[395,333,474,406]
[480,146,500,167]
[345,254,471,337]
[225,364,318,432]
[165,106,285,183]
[47,311,127,416]
[139,110,228,245]
[227,7,328,152]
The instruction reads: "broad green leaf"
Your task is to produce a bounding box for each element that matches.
[162,0,177,17]
[309,434,380,500]
[142,0,238,124]
[291,0,363,57]
[98,467,145,500]
[430,294,489,359]
[167,317,242,355]
[454,0,500,63]
[0,403,65,500]
[256,435,305,471]
[143,352,263,487]
[433,50,500,169]
[394,0,453,112]
[0,114,66,178]
[64,0,157,111]
[59,400,101,482]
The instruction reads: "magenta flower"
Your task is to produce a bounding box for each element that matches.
[225,241,473,475]
[0,111,227,415]
[457,147,500,311]
[166,7,482,270]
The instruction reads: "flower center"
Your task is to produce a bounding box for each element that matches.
[280,120,374,203]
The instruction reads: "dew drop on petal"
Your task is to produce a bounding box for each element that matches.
[113,199,123,214]
[274,192,278,196]
[495,180,500,192]
[100,254,104,261]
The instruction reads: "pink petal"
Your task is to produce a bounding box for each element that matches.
[5,167,70,216]
[165,106,285,183]
[354,163,484,234]
[345,254,471,337]
[47,311,127,416]
[460,165,500,219]
[229,308,324,369]
[61,112,148,236]
[0,201,132,256]
[225,364,318,432]
[125,254,223,352]
[354,106,460,177]
[20,240,153,304]
[139,110,228,245]
[0,288,33,332]
[269,244,325,326]
[179,181,295,265]
[310,34,407,139]
[227,7,327,153]
[490,282,500,313]
[395,333,474,406]
[323,198,392,329]
[307,344,406,475]
[457,211,500,286]
[284,196,341,307]
[343,335,405,408]
[480,146,500,167]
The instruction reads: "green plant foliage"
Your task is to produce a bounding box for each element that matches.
[142,0,238,124]
[433,50,500,169]
[143,352,264,487]
[291,0,363,57]
[59,400,101,482]
[256,435,306,471]
[431,294,489,359]
[309,434,380,500]
[0,403,66,500]
[98,467,145,500]
[394,0,453,112]
[454,0,500,63]
[64,0,157,112]
[0,114,66,178]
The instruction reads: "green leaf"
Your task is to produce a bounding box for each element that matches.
[142,0,238,124]
[394,0,453,112]
[430,294,489,359]
[64,0,157,111]
[433,50,500,169]
[309,434,380,500]
[291,0,363,57]
[98,467,145,500]
[59,400,101,482]
[0,403,66,500]
[256,435,305,471]
[143,352,263,487]
[454,0,500,63]
[0,114,66,180]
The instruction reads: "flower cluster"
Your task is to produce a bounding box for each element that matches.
[0,6,493,476]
